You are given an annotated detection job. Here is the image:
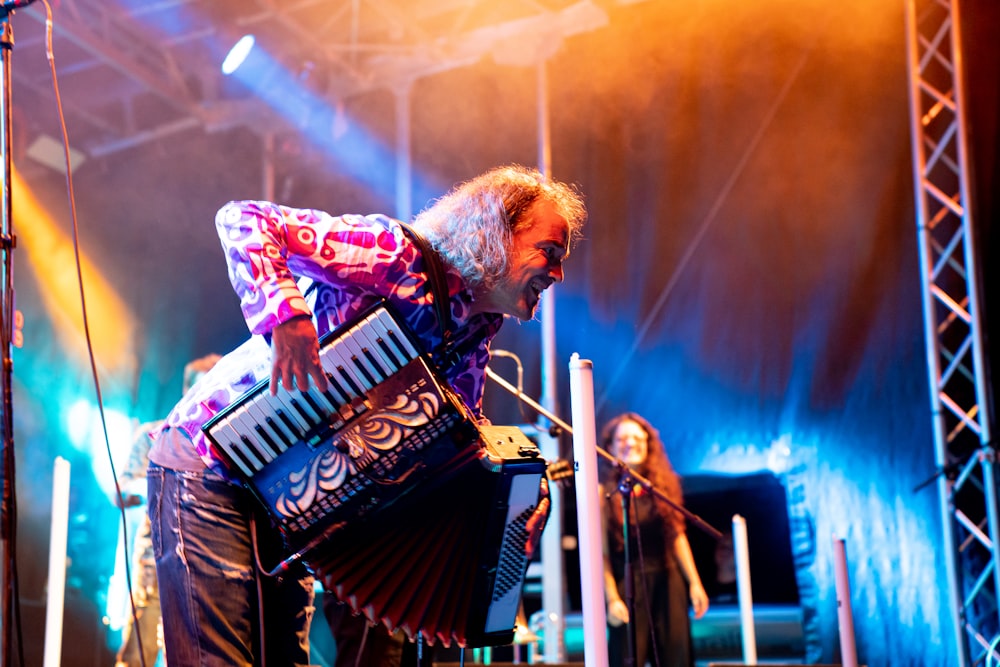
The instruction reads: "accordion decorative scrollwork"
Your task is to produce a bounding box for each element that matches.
[272,389,441,518]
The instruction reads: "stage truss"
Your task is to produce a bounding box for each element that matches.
[905,1,997,664]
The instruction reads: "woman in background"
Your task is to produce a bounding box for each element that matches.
[600,412,709,667]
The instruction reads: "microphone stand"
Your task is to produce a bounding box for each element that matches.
[2,3,37,663]
[485,367,721,540]
[485,367,723,664]
[615,462,638,667]
[1,13,16,667]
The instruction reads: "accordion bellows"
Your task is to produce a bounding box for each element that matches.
[314,428,546,648]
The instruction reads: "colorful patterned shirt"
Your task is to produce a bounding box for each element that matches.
[154,201,503,475]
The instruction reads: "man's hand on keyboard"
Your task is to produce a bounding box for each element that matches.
[270,315,329,395]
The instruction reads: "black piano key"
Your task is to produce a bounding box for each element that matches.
[354,323,397,377]
[229,406,276,465]
[265,414,298,447]
[321,342,362,398]
[290,397,321,428]
[253,424,283,459]
[272,390,313,434]
[386,330,412,363]
[323,380,350,407]
[337,365,365,397]
[351,356,378,388]
[209,423,257,477]
[226,446,257,477]
[301,383,338,417]
[301,392,328,422]
[338,333,382,387]
[362,315,402,369]
[275,409,302,439]
[376,336,404,368]
[237,435,265,471]
[244,400,293,456]
[361,347,389,380]
[374,308,418,359]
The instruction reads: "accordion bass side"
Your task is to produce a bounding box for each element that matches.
[314,425,547,649]
[201,302,546,647]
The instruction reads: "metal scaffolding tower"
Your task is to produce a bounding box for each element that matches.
[905,1,997,665]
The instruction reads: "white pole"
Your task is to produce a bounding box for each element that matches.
[536,56,566,664]
[569,353,608,667]
[833,535,859,667]
[732,514,757,665]
[261,132,275,202]
[394,86,413,222]
[44,456,71,667]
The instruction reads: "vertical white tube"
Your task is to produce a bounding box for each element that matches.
[536,56,565,664]
[569,354,608,667]
[833,535,859,667]
[261,132,275,202]
[732,514,757,665]
[394,86,412,222]
[44,456,71,667]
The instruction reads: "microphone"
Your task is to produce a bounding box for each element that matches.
[491,349,524,392]
[493,349,539,427]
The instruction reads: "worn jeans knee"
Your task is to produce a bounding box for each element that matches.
[148,462,314,667]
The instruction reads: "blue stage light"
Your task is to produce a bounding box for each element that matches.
[222,34,256,75]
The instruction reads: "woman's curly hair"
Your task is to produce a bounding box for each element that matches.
[600,412,686,549]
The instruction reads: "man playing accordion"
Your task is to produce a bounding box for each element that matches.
[146,165,587,667]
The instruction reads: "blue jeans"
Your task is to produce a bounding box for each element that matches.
[147,463,315,667]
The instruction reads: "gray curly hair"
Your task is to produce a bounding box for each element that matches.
[411,165,586,290]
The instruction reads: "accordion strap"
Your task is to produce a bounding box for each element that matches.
[398,220,454,340]
[398,220,491,373]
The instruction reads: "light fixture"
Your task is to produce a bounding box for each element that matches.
[222,34,256,75]
[26,134,86,174]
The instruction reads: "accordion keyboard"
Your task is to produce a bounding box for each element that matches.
[205,305,422,478]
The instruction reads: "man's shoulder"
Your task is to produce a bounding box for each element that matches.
[342,212,401,230]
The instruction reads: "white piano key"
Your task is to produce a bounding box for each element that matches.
[270,387,315,436]
[229,404,279,464]
[354,312,399,377]
[319,339,363,402]
[211,415,264,474]
[374,308,419,359]
[338,329,384,388]
[364,314,407,369]
[242,398,292,457]
[206,428,254,477]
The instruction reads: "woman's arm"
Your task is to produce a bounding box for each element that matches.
[601,491,630,626]
[673,532,709,619]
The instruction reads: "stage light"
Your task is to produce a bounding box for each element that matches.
[65,400,134,477]
[222,34,255,75]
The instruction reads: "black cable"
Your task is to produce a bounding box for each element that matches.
[353,622,370,667]
[38,2,146,664]
[250,512,268,666]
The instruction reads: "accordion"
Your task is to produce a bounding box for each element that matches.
[202,301,546,647]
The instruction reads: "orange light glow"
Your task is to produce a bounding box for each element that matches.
[12,166,137,375]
